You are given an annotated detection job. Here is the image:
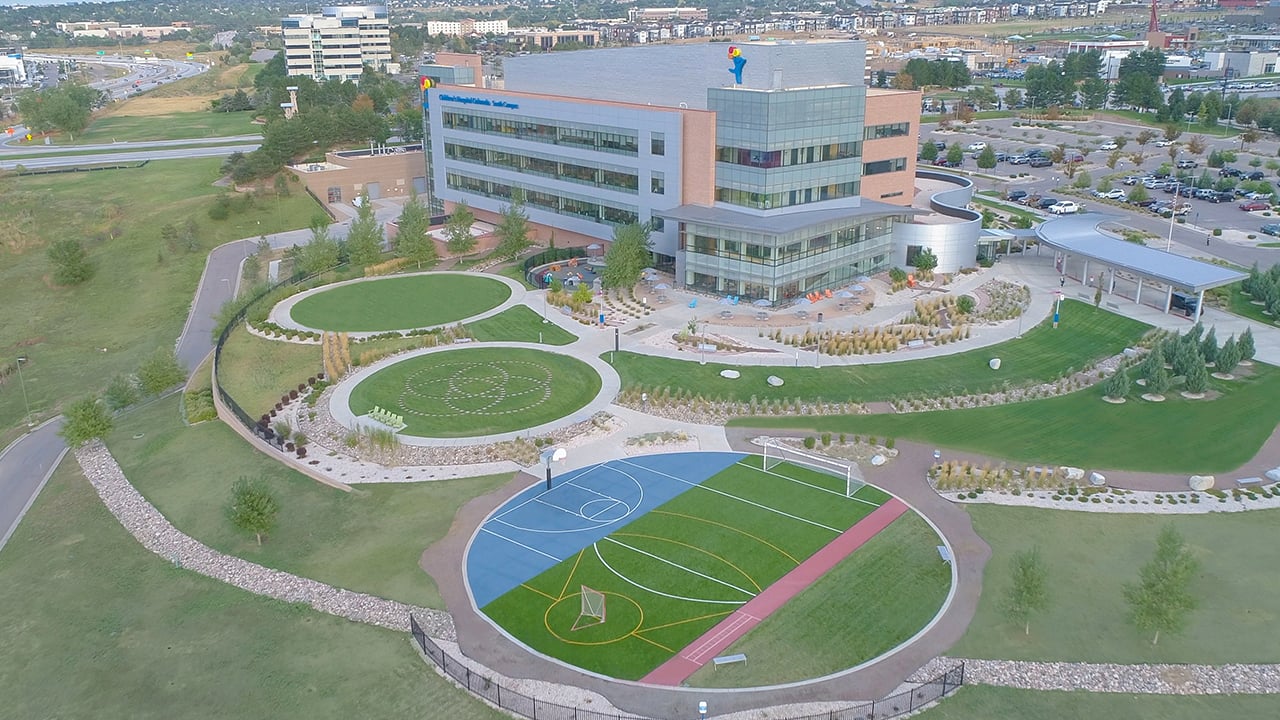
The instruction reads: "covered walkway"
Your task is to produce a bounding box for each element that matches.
[1033,213,1246,321]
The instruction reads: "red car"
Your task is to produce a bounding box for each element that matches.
[1239,200,1271,211]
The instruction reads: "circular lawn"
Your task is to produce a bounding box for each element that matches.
[289,274,511,332]
[348,347,602,438]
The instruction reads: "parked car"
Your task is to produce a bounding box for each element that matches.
[932,159,961,168]
[966,141,988,152]
[934,141,948,151]
[1210,191,1236,203]
[1095,188,1127,200]
[1036,197,1060,209]
[1176,159,1198,169]
[1179,186,1196,198]
[1154,139,1175,147]
[1065,152,1085,163]
[1194,188,1218,200]
[1144,178,1169,189]
[1007,189,1028,202]
[1261,223,1280,237]
[1240,200,1271,211]
[1008,155,1030,165]
[1131,197,1159,208]
[1220,167,1243,178]
[1049,200,1081,214]
[994,151,1008,162]
[1248,171,1266,181]
[1099,141,1119,151]
[1029,156,1053,168]
[1122,175,1143,185]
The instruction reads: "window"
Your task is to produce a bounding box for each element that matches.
[651,171,665,195]
[650,216,665,231]
[864,158,907,175]
[864,122,911,141]
[651,132,665,156]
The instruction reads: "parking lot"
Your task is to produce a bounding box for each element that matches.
[921,116,1280,260]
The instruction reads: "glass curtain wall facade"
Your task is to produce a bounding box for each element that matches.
[710,86,865,211]
[681,215,899,303]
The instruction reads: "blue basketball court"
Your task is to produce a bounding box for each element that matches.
[466,452,745,607]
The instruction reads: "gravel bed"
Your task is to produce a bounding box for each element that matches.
[953,657,1280,695]
[948,487,1280,514]
[73,441,455,640]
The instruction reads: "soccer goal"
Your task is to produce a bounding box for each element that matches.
[759,437,866,497]
[572,586,607,631]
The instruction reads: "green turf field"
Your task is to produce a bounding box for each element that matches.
[467,305,577,345]
[348,347,601,437]
[481,457,934,682]
[288,274,511,332]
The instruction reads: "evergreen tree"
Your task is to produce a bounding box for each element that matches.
[1141,344,1164,379]
[1239,327,1256,361]
[1124,525,1199,646]
[1199,326,1218,365]
[444,200,477,256]
[1147,364,1170,396]
[1215,336,1240,375]
[395,192,436,269]
[493,190,532,259]
[345,192,385,266]
[976,145,997,169]
[1104,367,1130,400]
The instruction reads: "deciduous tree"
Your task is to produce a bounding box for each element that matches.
[444,200,477,256]
[1003,546,1050,635]
[395,192,436,268]
[1124,525,1199,645]
[227,477,280,546]
[47,238,94,285]
[493,190,532,259]
[601,223,653,292]
[345,192,385,266]
[59,394,113,447]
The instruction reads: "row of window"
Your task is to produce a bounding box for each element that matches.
[442,111,640,156]
[715,142,860,169]
[864,122,911,141]
[681,225,884,266]
[446,172,640,227]
[443,143,643,194]
[864,157,907,176]
[714,181,859,210]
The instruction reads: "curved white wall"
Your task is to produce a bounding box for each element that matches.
[891,170,981,274]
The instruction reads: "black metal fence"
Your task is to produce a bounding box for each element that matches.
[410,615,964,720]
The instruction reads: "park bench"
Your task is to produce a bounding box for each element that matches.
[1236,477,1264,486]
[937,545,953,564]
[712,654,747,668]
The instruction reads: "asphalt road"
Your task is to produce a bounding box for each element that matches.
[0,143,261,170]
[0,418,67,554]
[0,134,264,154]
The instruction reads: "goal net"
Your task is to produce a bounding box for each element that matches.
[759,437,865,497]
[572,586,607,631]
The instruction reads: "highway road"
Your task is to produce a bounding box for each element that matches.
[0,143,261,170]
[0,134,263,154]
[26,52,207,103]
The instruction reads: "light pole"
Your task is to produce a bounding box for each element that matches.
[1053,291,1063,329]
[15,356,32,427]
[1166,179,1181,252]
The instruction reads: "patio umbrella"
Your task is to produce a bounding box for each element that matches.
[752,298,772,307]
[586,243,603,250]
[654,283,670,290]
[851,284,866,292]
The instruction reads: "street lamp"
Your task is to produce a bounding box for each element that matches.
[1166,179,1181,252]
[15,356,32,427]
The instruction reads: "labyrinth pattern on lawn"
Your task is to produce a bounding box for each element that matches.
[399,361,553,417]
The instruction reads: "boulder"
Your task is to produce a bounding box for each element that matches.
[767,375,784,387]
[870,454,887,466]
[1059,466,1085,482]
[720,369,741,379]
[1189,475,1215,491]
[1089,472,1106,486]
[989,358,1002,370]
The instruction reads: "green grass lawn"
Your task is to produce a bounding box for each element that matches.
[483,458,895,681]
[920,686,1280,719]
[734,362,1280,473]
[1098,111,1239,138]
[0,459,504,720]
[57,111,263,145]
[349,347,601,437]
[105,395,510,609]
[0,158,322,435]
[686,512,950,687]
[467,305,577,345]
[1225,286,1280,327]
[289,274,512,332]
[613,301,1148,404]
[216,325,322,418]
[952,505,1280,664]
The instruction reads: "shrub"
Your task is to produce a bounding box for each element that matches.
[821,432,832,446]
[137,347,186,396]
[803,436,816,449]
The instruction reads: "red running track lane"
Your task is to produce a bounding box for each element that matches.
[640,497,909,686]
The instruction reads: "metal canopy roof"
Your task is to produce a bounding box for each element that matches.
[1036,214,1246,293]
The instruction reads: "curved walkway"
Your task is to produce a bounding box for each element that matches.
[326,341,620,447]
[268,270,527,338]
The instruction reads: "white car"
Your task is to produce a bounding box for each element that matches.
[1099,141,1119,150]
[1049,201,1081,214]
[1094,189,1127,200]
[966,141,988,152]
[1154,139,1175,147]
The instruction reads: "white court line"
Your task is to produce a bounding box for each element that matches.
[565,479,632,507]
[532,496,594,522]
[737,461,881,508]
[492,462,606,519]
[479,526,561,562]
[587,500,622,520]
[616,459,841,534]
[594,544,748,606]
[603,537,757,597]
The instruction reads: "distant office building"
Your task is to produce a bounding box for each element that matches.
[282,5,391,82]
[507,29,600,50]
[426,19,510,37]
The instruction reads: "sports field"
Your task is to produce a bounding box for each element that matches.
[289,274,511,332]
[348,347,602,437]
[470,452,950,683]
